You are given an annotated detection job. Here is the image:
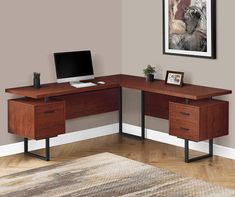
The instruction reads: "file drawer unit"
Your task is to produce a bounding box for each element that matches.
[169,99,229,162]
[8,98,65,161]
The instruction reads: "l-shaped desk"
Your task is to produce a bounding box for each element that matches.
[6,74,232,162]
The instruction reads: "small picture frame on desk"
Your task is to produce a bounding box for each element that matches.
[165,71,184,87]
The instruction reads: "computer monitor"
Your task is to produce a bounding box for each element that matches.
[54,50,94,83]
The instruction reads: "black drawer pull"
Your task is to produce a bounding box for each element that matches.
[180,112,190,116]
[44,110,55,114]
[180,127,189,131]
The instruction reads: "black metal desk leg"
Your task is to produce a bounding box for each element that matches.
[119,87,122,134]
[24,138,50,161]
[45,138,50,161]
[118,88,143,140]
[24,138,29,153]
[184,139,213,163]
[141,91,145,139]
[185,140,189,163]
[209,139,213,156]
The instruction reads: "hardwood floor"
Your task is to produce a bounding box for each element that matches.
[0,134,235,190]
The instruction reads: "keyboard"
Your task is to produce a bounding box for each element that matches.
[71,82,97,88]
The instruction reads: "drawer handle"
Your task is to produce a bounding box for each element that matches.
[180,127,189,131]
[180,112,190,116]
[44,110,55,114]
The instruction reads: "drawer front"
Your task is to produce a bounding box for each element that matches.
[35,102,65,139]
[170,118,199,141]
[170,102,199,122]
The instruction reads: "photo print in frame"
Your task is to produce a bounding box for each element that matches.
[165,70,184,86]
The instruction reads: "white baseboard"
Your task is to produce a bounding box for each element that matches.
[123,123,235,161]
[1,122,235,161]
[0,124,119,157]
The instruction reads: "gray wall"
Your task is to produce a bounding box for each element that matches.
[0,0,122,145]
[122,0,235,148]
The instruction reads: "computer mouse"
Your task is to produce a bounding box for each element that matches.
[97,81,106,84]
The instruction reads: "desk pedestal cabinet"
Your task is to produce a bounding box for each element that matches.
[169,99,228,163]
[8,98,66,140]
[8,98,66,161]
[6,74,232,162]
[8,88,119,161]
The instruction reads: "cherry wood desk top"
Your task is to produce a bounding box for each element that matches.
[6,74,232,100]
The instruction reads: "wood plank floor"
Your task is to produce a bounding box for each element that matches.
[0,134,235,190]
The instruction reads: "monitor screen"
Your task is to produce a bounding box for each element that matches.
[54,50,94,83]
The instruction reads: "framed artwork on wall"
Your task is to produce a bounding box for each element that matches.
[163,0,216,59]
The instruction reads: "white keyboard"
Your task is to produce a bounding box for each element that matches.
[71,82,97,88]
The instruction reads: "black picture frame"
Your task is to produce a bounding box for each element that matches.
[165,70,184,87]
[163,0,216,59]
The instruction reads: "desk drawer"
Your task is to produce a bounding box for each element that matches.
[170,118,199,141]
[169,102,199,122]
[35,102,65,139]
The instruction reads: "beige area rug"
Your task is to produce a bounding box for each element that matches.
[0,153,235,197]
